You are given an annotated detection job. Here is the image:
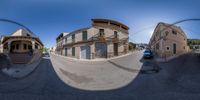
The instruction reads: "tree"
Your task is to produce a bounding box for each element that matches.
[187,39,200,49]
[42,47,49,53]
[129,42,136,51]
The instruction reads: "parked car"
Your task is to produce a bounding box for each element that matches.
[143,49,153,59]
[43,51,49,57]
[193,49,200,57]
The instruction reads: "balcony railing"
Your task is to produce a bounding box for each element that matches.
[91,32,106,41]
[61,33,127,48]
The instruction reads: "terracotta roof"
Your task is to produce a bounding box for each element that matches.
[1,36,44,46]
[149,22,187,45]
[158,22,187,37]
[91,18,129,30]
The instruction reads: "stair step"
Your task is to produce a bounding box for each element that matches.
[9,53,32,64]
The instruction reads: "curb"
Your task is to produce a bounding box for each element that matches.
[1,57,42,79]
[154,53,189,63]
[50,51,139,63]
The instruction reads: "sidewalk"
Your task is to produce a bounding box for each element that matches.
[1,57,42,78]
[0,54,10,69]
[50,50,140,63]
[154,53,189,63]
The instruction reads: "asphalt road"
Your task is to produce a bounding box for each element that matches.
[0,51,199,100]
[50,51,144,91]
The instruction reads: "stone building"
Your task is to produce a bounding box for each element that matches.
[0,29,43,63]
[56,18,129,59]
[149,22,189,59]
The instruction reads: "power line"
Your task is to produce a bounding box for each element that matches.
[159,18,200,34]
[181,26,199,34]
[131,25,155,35]
[0,19,36,36]
[129,25,155,43]
[130,19,200,43]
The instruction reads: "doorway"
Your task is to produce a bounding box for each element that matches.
[95,42,107,58]
[114,43,118,56]
[81,46,91,59]
[173,43,176,54]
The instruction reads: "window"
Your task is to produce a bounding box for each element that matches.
[16,44,19,50]
[11,45,15,50]
[27,34,30,37]
[156,32,159,37]
[65,38,67,44]
[65,48,68,56]
[172,30,177,35]
[35,45,38,49]
[114,31,118,38]
[166,46,170,51]
[82,31,87,41]
[28,45,32,50]
[165,31,169,36]
[72,47,75,56]
[23,44,27,50]
[173,43,176,54]
[13,45,15,49]
[72,34,75,43]
[156,43,159,50]
[99,29,104,36]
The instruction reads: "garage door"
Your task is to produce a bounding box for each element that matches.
[95,42,107,58]
[81,46,91,59]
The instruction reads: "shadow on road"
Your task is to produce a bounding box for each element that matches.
[107,60,139,72]
[40,55,165,98]
[1,53,200,100]
[139,57,161,74]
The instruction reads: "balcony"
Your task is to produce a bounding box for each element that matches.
[92,32,106,42]
[111,34,119,43]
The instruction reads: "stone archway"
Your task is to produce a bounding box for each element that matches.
[10,40,32,53]
[2,37,43,54]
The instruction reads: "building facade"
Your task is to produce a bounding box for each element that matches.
[0,29,43,54]
[56,18,129,59]
[149,22,188,58]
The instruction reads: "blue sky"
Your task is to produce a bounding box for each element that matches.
[0,0,200,47]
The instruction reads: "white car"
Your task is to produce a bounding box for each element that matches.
[193,49,200,56]
[43,51,49,57]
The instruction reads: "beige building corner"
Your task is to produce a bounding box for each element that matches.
[49,46,56,53]
[0,29,44,64]
[55,18,129,59]
[149,22,189,59]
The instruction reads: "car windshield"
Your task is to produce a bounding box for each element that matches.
[0,0,200,100]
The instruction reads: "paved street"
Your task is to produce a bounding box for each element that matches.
[0,51,200,100]
[50,51,143,91]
